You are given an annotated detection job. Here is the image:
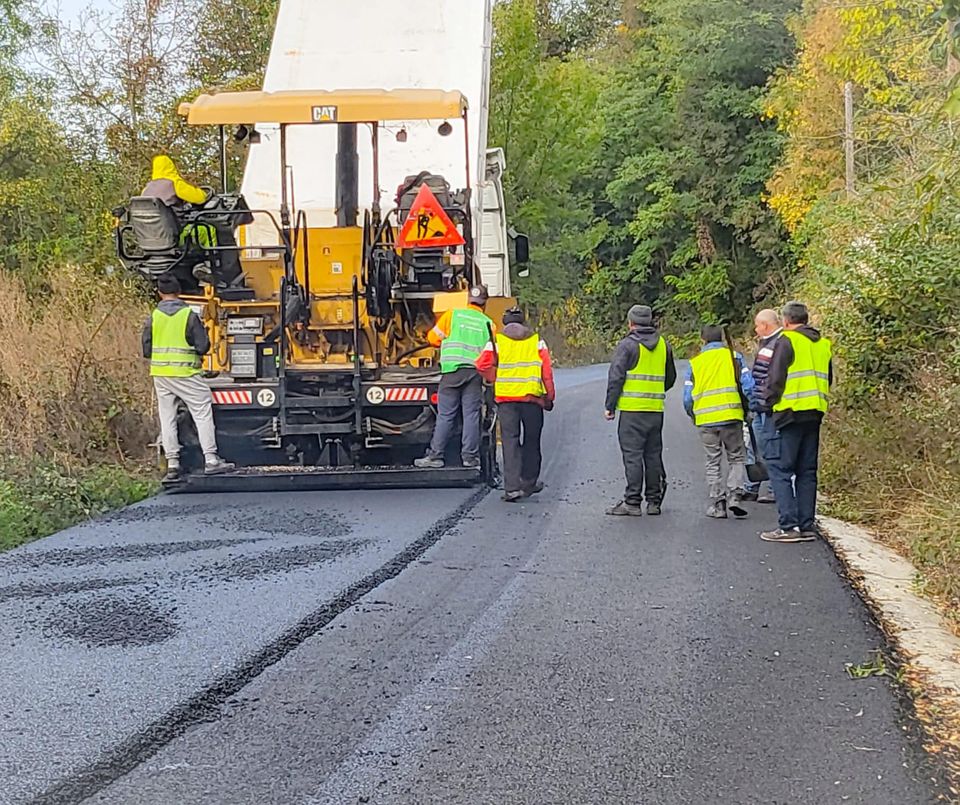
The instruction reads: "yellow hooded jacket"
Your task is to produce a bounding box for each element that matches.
[143,155,208,206]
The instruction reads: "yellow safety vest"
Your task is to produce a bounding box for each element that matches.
[689,348,744,426]
[494,333,544,398]
[150,307,201,377]
[773,330,832,414]
[617,337,667,412]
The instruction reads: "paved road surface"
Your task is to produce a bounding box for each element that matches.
[0,366,947,804]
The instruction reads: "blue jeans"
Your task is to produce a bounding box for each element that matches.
[745,414,773,496]
[763,417,821,532]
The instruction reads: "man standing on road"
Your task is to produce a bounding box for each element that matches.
[744,308,782,504]
[142,274,234,482]
[759,301,833,544]
[476,307,556,502]
[684,325,754,519]
[415,286,495,469]
[604,305,676,516]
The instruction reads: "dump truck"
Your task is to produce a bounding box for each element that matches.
[115,0,529,491]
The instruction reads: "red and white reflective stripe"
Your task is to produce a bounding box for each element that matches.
[212,390,253,405]
[384,387,428,402]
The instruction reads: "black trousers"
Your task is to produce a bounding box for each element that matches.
[499,402,544,493]
[618,411,665,506]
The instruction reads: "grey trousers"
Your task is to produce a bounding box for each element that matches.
[428,373,483,462]
[699,422,747,503]
[154,375,219,463]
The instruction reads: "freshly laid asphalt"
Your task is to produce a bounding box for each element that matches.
[0,366,948,804]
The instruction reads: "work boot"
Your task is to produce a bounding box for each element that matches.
[728,498,749,519]
[524,481,545,496]
[192,263,215,286]
[502,490,526,503]
[204,457,236,475]
[163,463,182,483]
[414,453,445,469]
[706,500,728,519]
[462,456,481,469]
[760,527,814,543]
[646,502,662,516]
[606,501,643,516]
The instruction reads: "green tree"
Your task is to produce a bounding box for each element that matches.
[490,0,605,316]
[584,0,799,333]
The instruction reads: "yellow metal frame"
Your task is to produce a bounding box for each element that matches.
[178,89,468,126]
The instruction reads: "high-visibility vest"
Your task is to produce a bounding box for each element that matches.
[689,348,744,426]
[440,307,492,373]
[180,222,218,249]
[617,337,668,412]
[150,307,201,377]
[494,333,544,398]
[773,330,831,414]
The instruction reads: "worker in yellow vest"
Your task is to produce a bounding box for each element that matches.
[415,285,495,469]
[684,324,755,519]
[141,274,234,482]
[758,301,833,544]
[604,305,677,516]
[476,307,556,502]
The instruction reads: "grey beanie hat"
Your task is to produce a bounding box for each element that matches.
[628,304,653,325]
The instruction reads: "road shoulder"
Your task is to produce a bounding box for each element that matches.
[823,515,960,790]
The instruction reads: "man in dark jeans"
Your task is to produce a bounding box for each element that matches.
[759,301,833,543]
[604,305,677,516]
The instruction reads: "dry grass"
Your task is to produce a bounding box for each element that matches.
[0,266,155,466]
[820,374,960,632]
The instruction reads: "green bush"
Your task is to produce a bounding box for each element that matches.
[0,460,157,552]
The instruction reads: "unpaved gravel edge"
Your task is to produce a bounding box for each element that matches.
[822,516,960,797]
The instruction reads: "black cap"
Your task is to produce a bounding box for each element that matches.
[503,306,525,326]
[156,274,182,295]
[469,285,489,306]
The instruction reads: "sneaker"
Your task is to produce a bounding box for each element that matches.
[760,528,815,543]
[414,454,445,469]
[646,502,662,516]
[163,464,182,483]
[757,493,776,504]
[204,457,236,475]
[523,481,545,496]
[799,526,822,539]
[462,456,481,469]
[606,501,643,516]
[706,502,728,519]
[740,490,759,502]
[502,490,526,503]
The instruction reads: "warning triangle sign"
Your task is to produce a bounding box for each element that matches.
[396,185,466,249]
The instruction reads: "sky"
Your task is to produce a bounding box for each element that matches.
[47,0,107,22]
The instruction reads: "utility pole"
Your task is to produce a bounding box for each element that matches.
[844,81,855,197]
[949,18,960,79]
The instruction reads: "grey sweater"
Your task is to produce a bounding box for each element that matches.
[142,299,210,359]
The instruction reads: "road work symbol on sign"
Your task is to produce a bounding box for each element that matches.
[396,185,465,249]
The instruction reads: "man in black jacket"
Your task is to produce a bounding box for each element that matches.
[759,301,833,543]
[604,305,677,516]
